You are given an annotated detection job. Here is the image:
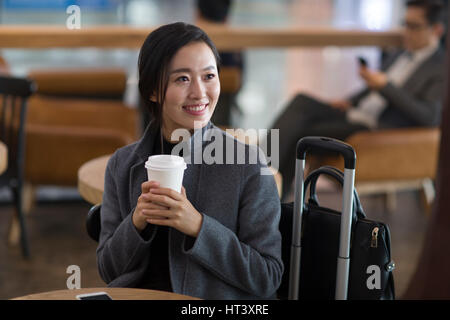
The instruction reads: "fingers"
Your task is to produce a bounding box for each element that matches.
[143,209,173,224]
[145,191,178,208]
[139,201,169,211]
[149,187,184,201]
[143,209,171,218]
[141,182,183,200]
[359,67,372,79]
[141,180,160,194]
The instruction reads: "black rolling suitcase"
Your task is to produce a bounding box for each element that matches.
[278,136,395,300]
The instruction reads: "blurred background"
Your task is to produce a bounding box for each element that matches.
[1,0,408,129]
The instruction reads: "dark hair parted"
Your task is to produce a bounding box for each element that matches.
[406,0,445,25]
[138,22,221,127]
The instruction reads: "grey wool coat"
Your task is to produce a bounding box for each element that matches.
[96,121,284,299]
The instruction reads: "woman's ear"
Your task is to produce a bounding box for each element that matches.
[150,94,157,103]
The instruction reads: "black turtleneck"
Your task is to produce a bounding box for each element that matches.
[140,131,179,292]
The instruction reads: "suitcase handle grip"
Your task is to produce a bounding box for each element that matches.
[305,166,366,221]
[296,136,356,169]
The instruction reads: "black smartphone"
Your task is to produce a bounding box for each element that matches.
[76,291,113,300]
[358,56,368,67]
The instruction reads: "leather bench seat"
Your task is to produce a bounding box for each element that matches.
[25,96,139,186]
[24,68,140,187]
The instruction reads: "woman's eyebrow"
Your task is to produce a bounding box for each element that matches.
[170,65,216,75]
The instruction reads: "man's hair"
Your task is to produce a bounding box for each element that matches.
[406,0,445,25]
[197,0,232,23]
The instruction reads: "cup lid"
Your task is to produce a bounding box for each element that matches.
[145,154,187,170]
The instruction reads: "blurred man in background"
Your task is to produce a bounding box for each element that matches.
[271,0,446,201]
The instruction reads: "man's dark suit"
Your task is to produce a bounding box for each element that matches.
[271,47,446,201]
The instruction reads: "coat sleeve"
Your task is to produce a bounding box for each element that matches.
[96,153,156,286]
[184,148,284,298]
[378,75,444,126]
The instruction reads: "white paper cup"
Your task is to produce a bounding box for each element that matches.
[144,155,187,193]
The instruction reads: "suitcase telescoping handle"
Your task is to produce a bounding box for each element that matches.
[289,137,356,300]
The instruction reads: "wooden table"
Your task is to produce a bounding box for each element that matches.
[78,154,283,205]
[0,25,403,49]
[78,154,110,205]
[0,141,7,175]
[11,287,200,300]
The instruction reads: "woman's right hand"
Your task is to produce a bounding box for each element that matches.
[132,180,168,232]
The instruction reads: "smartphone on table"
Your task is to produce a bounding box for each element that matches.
[76,291,113,300]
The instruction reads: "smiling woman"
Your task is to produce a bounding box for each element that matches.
[96,22,283,300]
[162,41,221,141]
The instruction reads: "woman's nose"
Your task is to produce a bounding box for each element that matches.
[189,79,206,99]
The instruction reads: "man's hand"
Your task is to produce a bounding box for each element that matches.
[359,67,388,90]
[329,99,352,112]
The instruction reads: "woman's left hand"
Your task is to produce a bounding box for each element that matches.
[144,186,203,238]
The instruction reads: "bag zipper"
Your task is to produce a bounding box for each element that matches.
[371,227,379,248]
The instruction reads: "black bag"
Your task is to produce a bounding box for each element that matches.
[278,166,396,300]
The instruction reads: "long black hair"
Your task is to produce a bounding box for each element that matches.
[138,22,221,128]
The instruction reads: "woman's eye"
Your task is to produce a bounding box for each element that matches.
[176,76,189,82]
[205,73,216,80]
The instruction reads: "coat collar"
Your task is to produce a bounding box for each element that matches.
[133,120,215,163]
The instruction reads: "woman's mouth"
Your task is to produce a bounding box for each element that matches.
[182,104,208,116]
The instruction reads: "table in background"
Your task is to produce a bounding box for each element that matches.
[0,26,403,49]
[0,141,7,175]
[78,154,110,205]
[11,287,200,300]
[78,154,283,205]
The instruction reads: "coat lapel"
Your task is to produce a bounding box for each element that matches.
[129,122,158,209]
[129,162,148,213]
[402,48,442,94]
[179,123,211,211]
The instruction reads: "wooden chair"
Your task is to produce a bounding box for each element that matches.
[86,203,101,242]
[0,58,139,249]
[323,127,440,214]
[0,75,37,258]
[27,68,127,99]
[23,68,140,190]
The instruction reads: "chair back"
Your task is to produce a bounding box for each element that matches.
[0,75,36,181]
[87,204,101,242]
[0,75,36,258]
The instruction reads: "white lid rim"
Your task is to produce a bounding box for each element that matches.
[145,164,187,171]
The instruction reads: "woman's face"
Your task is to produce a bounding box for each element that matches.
[160,41,220,141]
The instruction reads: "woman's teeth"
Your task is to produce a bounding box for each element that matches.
[184,104,206,111]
